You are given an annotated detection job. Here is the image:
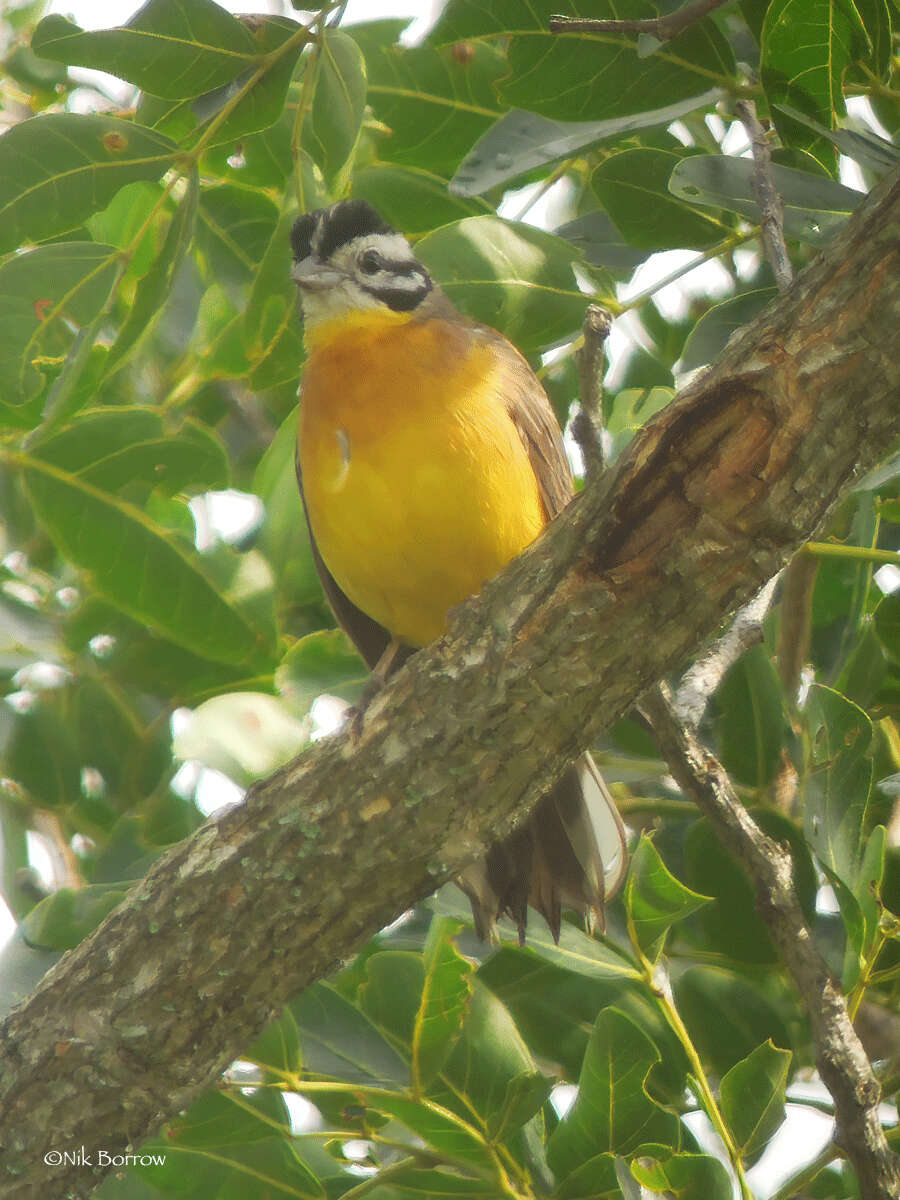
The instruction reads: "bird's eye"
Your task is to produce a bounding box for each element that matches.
[359,249,383,275]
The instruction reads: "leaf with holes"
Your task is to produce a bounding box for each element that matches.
[0,243,120,407]
[0,114,177,253]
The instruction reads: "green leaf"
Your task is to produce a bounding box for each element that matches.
[674,966,795,1077]
[276,630,368,713]
[32,0,258,100]
[5,701,81,810]
[198,16,307,148]
[605,387,675,461]
[307,30,367,185]
[720,1040,791,1159]
[857,824,886,944]
[21,455,267,668]
[239,212,304,387]
[415,216,587,353]
[412,918,474,1089]
[32,402,165,478]
[352,164,491,234]
[478,948,690,1104]
[248,1007,301,1075]
[774,104,900,175]
[141,1089,326,1200]
[805,685,874,890]
[0,242,121,407]
[823,865,868,990]
[31,408,228,497]
[631,1151,733,1199]
[625,835,712,957]
[432,0,735,122]
[592,150,731,250]
[555,1152,623,1200]
[486,1070,553,1142]
[548,1008,680,1175]
[0,114,177,252]
[70,675,153,804]
[431,884,642,982]
[714,644,788,787]
[195,182,279,288]
[252,406,322,604]
[201,105,294,189]
[680,289,777,372]
[761,0,870,159]
[87,180,164,277]
[359,1089,496,1169]
[683,811,817,965]
[351,21,505,178]
[850,0,893,78]
[554,211,647,277]
[23,883,128,951]
[359,950,427,1046]
[450,93,722,196]
[105,169,200,373]
[290,981,410,1086]
[668,154,863,243]
[439,977,544,1134]
[355,1166,497,1194]
[874,590,900,660]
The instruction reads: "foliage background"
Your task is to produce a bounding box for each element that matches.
[0,0,898,1197]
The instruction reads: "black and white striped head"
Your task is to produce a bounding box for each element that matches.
[290,201,433,332]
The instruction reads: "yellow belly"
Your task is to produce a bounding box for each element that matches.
[299,314,545,647]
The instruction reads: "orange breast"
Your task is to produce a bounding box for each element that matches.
[298,313,546,647]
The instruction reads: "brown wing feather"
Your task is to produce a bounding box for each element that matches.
[482,332,574,521]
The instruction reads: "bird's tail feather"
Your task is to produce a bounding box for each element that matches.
[458,752,629,943]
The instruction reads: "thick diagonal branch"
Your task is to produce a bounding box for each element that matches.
[1,170,899,1200]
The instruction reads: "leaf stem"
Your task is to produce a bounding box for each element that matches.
[253,1071,530,1200]
[769,1140,839,1200]
[802,542,900,567]
[618,229,758,314]
[635,946,754,1200]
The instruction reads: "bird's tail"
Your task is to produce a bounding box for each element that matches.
[458,752,629,943]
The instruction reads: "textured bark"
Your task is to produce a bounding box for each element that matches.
[1,168,899,1199]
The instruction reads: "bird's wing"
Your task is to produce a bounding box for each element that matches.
[487,333,574,520]
[295,451,393,670]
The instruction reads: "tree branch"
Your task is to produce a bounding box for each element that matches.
[673,574,779,728]
[735,98,795,293]
[640,683,900,1200]
[549,0,732,42]
[571,303,612,476]
[1,168,899,1200]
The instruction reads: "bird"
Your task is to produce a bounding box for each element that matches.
[290,198,628,942]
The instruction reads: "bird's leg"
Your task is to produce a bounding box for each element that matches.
[348,637,407,741]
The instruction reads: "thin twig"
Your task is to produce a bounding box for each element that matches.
[776,554,819,704]
[735,99,794,292]
[571,304,612,479]
[640,683,900,1200]
[674,575,780,729]
[550,0,732,42]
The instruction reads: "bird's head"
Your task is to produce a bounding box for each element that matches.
[290,200,433,336]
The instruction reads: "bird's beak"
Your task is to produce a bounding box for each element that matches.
[291,257,342,291]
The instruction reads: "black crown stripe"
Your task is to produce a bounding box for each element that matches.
[316,200,393,261]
